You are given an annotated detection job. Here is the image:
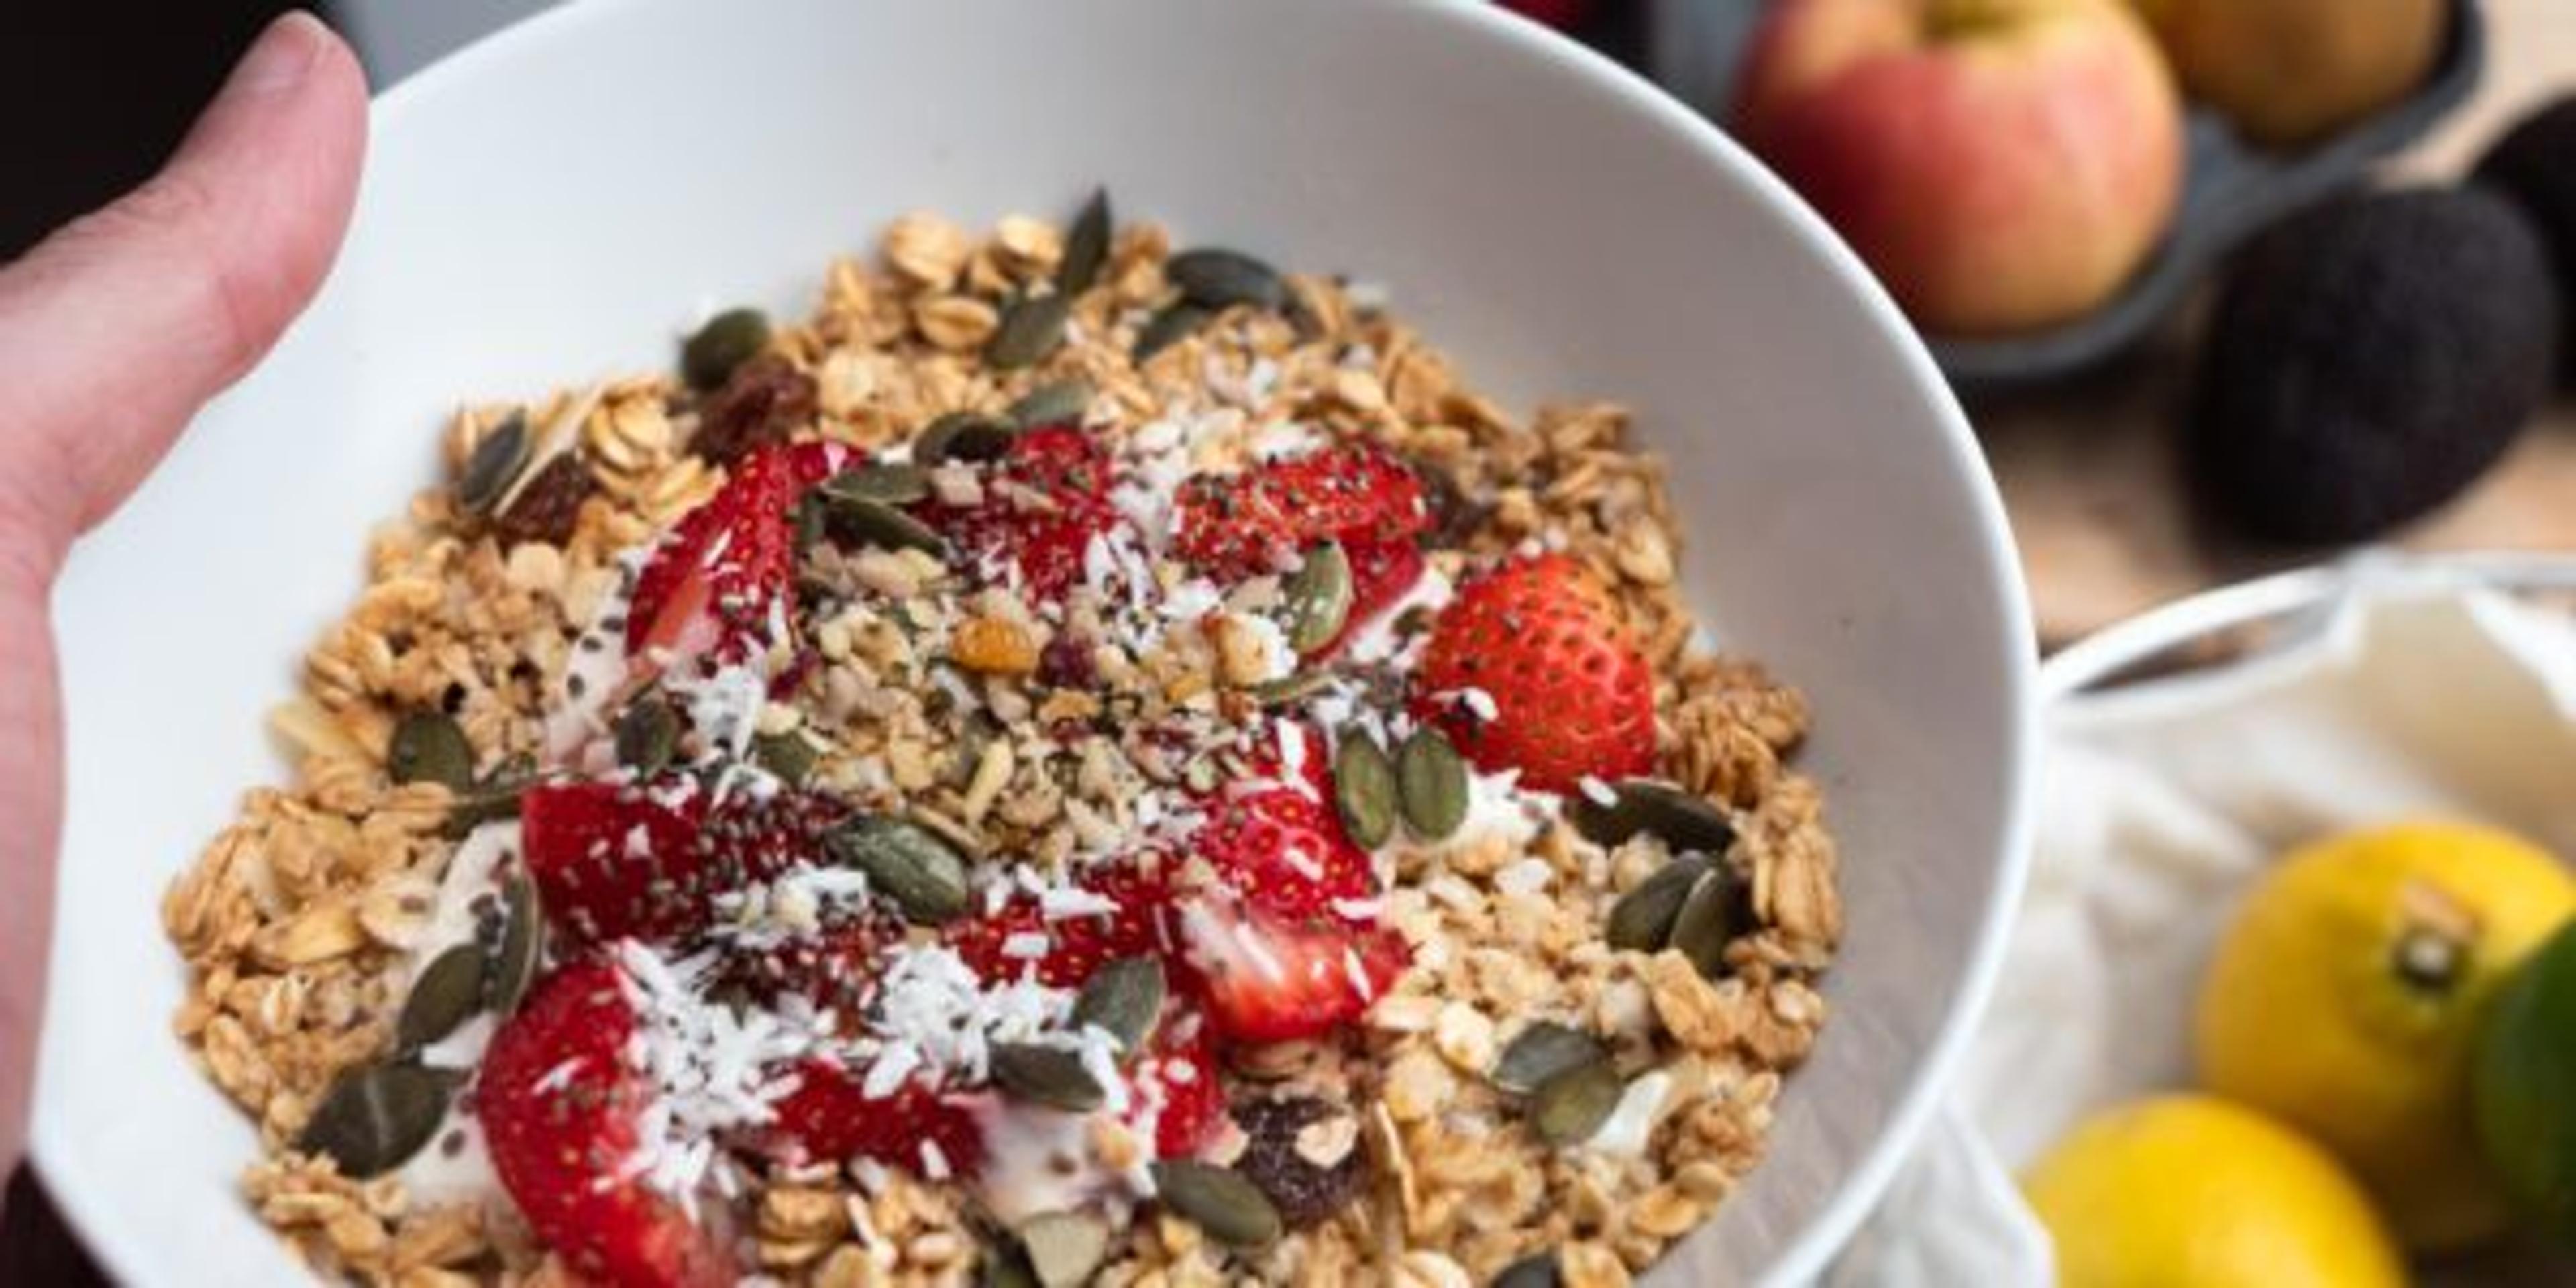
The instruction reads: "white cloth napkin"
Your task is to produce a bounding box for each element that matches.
[1831,566,2576,1286]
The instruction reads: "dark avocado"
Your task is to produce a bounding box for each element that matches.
[2190,189,2558,545]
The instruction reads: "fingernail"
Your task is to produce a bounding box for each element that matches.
[225,11,329,97]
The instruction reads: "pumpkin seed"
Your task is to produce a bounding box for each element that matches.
[1492,1252,1562,1288]
[1604,853,1715,953]
[1279,542,1353,655]
[395,943,486,1053]
[826,816,971,924]
[1248,670,1333,708]
[754,730,818,786]
[991,1042,1105,1112]
[1006,378,1092,428]
[916,411,1018,465]
[821,489,949,556]
[824,462,932,506]
[1530,1059,1623,1146]
[1151,1160,1282,1248]
[987,291,1071,370]
[488,873,543,1015]
[1395,726,1468,842]
[1491,1022,1609,1096]
[389,711,475,791]
[1167,248,1285,311]
[1070,956,1164,1054]
[1016,1210,1111,1288]
[1133,301,1211,360]
[682,307,770,390]
[455,413,532,517]
[1669,867,1752,979]
[1570,778,1737,855]
[442,777,526,840]
[296,1061,465,1178]
[614,699,678,777]
[1057,187,1112,297]
[1332,729,1397,849]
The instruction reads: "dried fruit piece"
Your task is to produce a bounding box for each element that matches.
[682,307,769,390]
[492,452,596,547]
[692,355,817,466]
[1231,1096,1370,1228]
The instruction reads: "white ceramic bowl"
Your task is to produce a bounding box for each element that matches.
[40,1,2035,1282]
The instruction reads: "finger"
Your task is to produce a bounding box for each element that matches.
[0,11,368,559]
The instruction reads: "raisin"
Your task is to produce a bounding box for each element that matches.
[491,453,594,547]
[693,354,817,466]
[1229,1096,1368,1228]
[1038,632,1098,690]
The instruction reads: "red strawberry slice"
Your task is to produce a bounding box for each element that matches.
[480,961,734,1288]
[947,863,1175,989]
[522,781,842,948]
[1130,1006,1225,1158]
[1322,537,1427,655]
[923,423,1120,602]
[1175,895,1409,1044]
[1196,784,1379,930]
[763,1061,988,1180]
[716,915,897,1017]
[627,441,855,667]
[1173,443,1427,582]
[1415,553,1656,794]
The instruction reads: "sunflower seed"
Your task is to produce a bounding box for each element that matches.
[1492,1252,1563,1288]
[1016,1210,1111,1288]
[388,712,475,792]
[1530,1059,1622,1146]
[1071,957,1165,1055]
[296,1061,465,1178]
[991,1043,1105,1112]
[1491,1022,1609,1095]
[821,490,949,556]
[1395,726,1468,841]
[1007,378,1093,429]
[1570,778,1737,855]
[1134,301,1211,361]
[1167,248,1285,310]
[1279,542,1353,655]
[1332,729,1397,849]
[395,943,486,1053]
[614,699,678,777]
[754,730,818,786]
[987,292,1071,370]
[488,873,543,1015]
[1152,1160,1282,1248]
[455,413,532,517]
[826,816,970,924]
[1057,188,1112,297]
[824,462,932,506]
[915,411,1018,465]
[682,307,770,390]
[1670,867,1752,979]
[1604,853,1715,953]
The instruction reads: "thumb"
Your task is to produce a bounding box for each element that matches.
[0,11,368,568]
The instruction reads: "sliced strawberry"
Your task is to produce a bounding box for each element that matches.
[763,1060,987,1179]
[923,423,1120,602]
[522,781,842,948]
[1173,443,1428,582]
[1415,553,1656,794]
[1322,537,1426,655]
[716,915,896,1017]
[626,441,855,667]
[1175,895,1409,1044]
[947,863,1175,988]
[1129,1005,1225,1158]
[480,961,734,1288]
[1196,784,1379,929]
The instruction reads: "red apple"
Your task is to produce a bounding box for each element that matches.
[1734,0,2184,335]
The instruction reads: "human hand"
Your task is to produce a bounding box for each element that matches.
[0,12,366,1171]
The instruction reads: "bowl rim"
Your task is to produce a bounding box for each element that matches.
[32,1,2037,1282]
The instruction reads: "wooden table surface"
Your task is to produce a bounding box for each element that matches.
[1991,0,2576,646]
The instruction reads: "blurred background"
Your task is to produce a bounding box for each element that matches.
[9,1,2575,1283]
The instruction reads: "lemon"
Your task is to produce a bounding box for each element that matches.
[2194,821,2576,1251]
[2023,1095,2405,1287]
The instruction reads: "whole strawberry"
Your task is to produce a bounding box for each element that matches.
[1415,553,1655,794]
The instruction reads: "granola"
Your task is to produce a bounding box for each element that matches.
[168,195,1841,1287]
